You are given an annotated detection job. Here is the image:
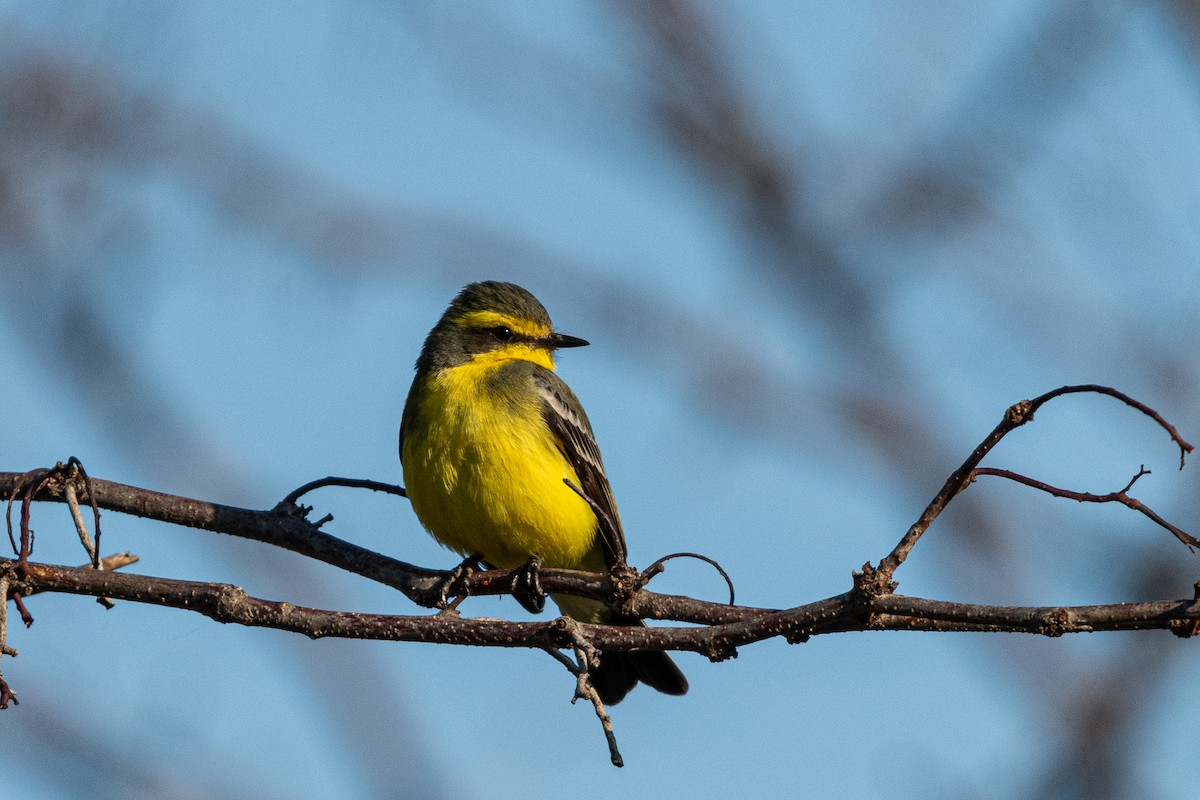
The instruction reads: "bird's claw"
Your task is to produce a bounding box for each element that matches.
[434,554,481,610]
[511,555,546,614]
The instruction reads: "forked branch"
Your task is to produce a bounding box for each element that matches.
[2,384,1198,767]
[871,384,1194,586]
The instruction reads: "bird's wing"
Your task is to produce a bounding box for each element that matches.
[533,368,628,568]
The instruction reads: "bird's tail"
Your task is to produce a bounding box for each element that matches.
[552,594,688,704]
[588,620,688,705]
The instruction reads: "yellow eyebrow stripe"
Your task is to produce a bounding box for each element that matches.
[457,310,549,339]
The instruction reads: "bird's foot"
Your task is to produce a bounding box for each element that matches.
[433,553,481,610]
[511,555,545,614]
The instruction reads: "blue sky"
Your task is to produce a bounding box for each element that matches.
[4,3,1200,798]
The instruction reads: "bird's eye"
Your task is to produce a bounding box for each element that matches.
[490,326,514,342]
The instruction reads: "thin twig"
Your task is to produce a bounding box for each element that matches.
[10,593,32,627]
[972,466,1200,549]
[8,466,51,568]
[62,479,117,609]
[63,482,98,563]
[1029,384,1194,468]
[67,458,104,565]
[0,573,8,652]
[574,644,623,768]
[0,572,16,708]
[0,471,447,603]
[278,476,406,508]
[874,384,1194,585]
[872,403,1026,586]
[550,617,624,767]
[96,552,140,571]
[641,552,736,605]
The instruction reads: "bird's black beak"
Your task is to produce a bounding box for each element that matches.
[549,332,589,349]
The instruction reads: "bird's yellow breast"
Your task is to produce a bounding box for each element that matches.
[402,356,599,570]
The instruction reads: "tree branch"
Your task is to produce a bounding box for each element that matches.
[3,556,1199,653]
[971,466,1200,549]
[871,384,1194,585]
[2,384,1198,766]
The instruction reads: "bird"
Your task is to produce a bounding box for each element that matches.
[399,280,687,704]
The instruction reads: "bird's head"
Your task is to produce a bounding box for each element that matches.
[418,281,588,372]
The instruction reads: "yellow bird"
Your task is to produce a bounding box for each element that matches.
[399,281,687,704]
